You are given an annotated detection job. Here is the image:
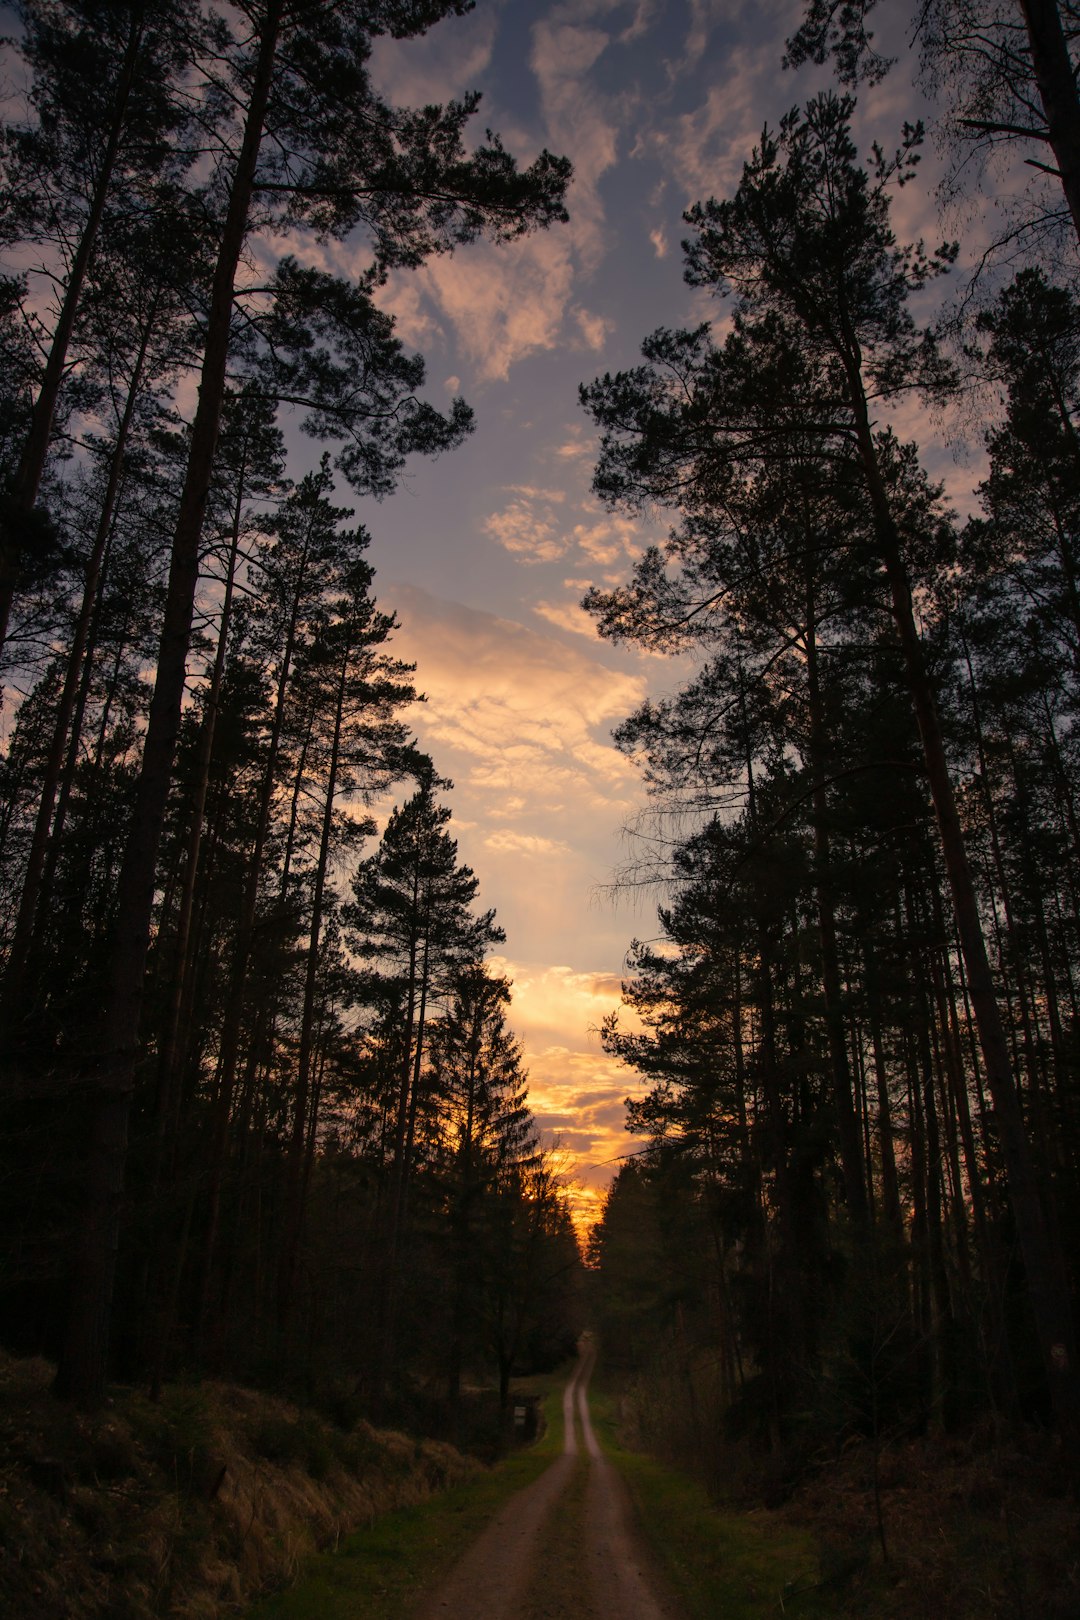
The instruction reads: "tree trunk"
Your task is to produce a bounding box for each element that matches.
[38,543,113,916]
[804,582,867,1223]
[155,472,245,1152]
[210,500,322,1185]
[4,302,156,1016]
[1019,0,1080,247]
[863,940,903,1236]
[842,351,1080,1444]
[278,645,349,1328]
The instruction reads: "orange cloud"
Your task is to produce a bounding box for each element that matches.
[389,585,646,816]
[416,232,578,381]
[533,599,603,638]
[574,306,615,350]
[484,485,650,571]
[483,492,569,563]
[484,830,573,857]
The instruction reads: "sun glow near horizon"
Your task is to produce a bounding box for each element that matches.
[489,955,646,1233]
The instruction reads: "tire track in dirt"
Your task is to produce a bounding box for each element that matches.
[412,1342,680,1620]
[575,1357,680,1620]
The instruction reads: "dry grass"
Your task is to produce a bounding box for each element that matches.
[0,1352,475,1620]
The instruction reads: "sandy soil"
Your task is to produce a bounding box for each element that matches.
[413,1343,682,1620]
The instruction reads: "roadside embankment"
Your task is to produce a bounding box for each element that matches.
[247,1367,568,1620]
[0,1351,474,1619]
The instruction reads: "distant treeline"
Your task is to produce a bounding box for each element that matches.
[586,4,1080,1478]
[0,0,580,1419]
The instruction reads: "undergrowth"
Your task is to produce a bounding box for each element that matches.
[595,1365,1080,1620]
[786,1423,1080,1619]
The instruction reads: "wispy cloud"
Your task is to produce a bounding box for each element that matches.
[388,0,646,382]
[531,16,621,274]
[370,0,702,388]
[665,0,791,82]
[368,7,500,109]
[685,0,715,60]
[575,306,615,349]
[376,275,443,350]
[484,485,646,569]
[652,40,779,204]
[619,0,657,44]
[531,12,625,275]
[369,2,636,383]
[453,236,573,378]
[483,489,570,562]
[485,830,573,857]
[555,431,596,460]
[389,584,646,812]
[533,598,603,638]
[570,507,643,566]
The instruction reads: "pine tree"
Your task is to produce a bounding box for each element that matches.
[581,92,1079,1441]
[345,771,504,1399]
[787,1,1080,251]
[53,0,569,1406]
[0,0,197,651]
[428,965,535,1409]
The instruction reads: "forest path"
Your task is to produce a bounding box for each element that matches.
[412,1341,682,1620]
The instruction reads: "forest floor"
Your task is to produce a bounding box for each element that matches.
[3,1346,1077,1620]
[776,1420,1080,1618]
[599,1373,1080,1620]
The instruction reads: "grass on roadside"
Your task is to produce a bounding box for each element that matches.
[587,1380,833,1620]
[246,1369,568,1620]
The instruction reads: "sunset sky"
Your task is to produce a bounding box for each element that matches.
[316,0,1022,1222]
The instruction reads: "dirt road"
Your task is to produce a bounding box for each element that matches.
[413,1344,682,1620]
